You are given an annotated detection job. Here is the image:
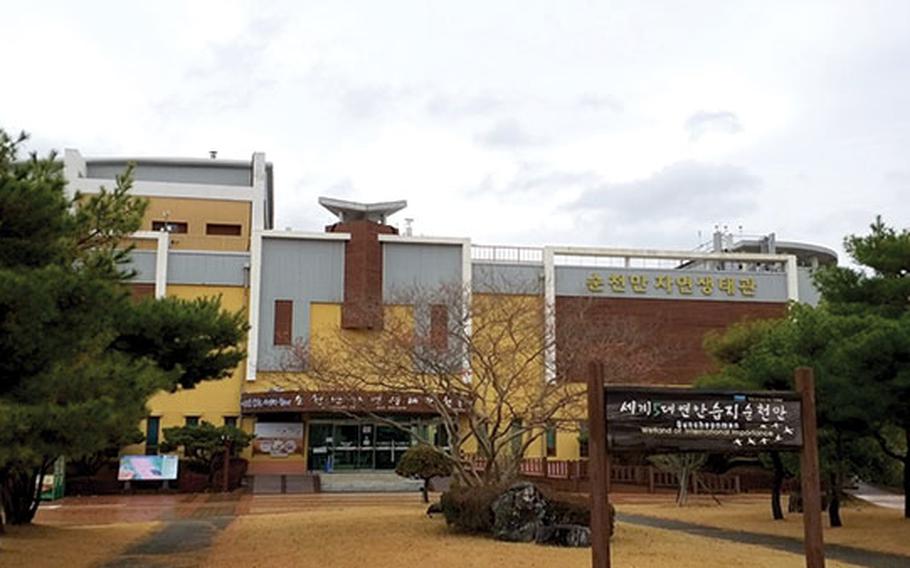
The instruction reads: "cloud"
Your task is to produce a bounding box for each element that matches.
[577,94,624,113]
[684,110,743,141]
[475,118,546,148]
[426,93,504,117]
[576,161,759,218]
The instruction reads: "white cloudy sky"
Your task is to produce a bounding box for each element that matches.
[3,1,909,259]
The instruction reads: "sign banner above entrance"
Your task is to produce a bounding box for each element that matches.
[241,390,470,414]
[605,387,802,452]
[556,266,788,302]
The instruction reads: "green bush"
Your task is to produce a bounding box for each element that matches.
[396,444,453,502]
[440,484,505,533]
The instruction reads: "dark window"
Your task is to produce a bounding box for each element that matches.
[145,417,160,455]
[274,300,293,345]
[430,304,448,351]
[224,416,238,428]
[578,421,589,458]
[206,223,242,236]
[510,419,523,457]
[185,416,200,427]
[152,220,188,233]
[546,423,558,457]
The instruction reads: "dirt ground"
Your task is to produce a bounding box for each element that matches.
[203,500,861,568]
[621,494,910,557]
[0,521,159,568]
[0,493,901,568]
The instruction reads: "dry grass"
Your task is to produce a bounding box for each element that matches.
[0,521,159,568]
[621,496,910,557]
[204,502,860,568]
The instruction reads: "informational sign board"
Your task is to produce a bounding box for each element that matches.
[118,455,179,481]
[605,387,802,452]
[253,422,304,457]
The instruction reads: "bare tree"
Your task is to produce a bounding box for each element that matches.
[278,277,669,487]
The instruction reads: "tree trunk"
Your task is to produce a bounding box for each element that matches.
[677,470,689,506]
[770,451,785,521]
[421,479,429,503]
[1,464,42,525]
[828,472,842,528]
[904,428,910,520]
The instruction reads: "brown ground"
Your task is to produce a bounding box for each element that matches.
[620,494,910,557]
[0,521,159,568]
[204,499,861,568]
[0,492,899,568]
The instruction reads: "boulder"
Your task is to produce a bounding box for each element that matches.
[535,524,592,547]
[491,481,549,542]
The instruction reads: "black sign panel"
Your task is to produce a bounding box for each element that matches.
[605,387,803,452]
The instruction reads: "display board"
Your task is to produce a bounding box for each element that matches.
[118,455,179,481]
[605,387,802,452]
[253,422,304,457]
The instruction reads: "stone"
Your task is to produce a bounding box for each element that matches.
[491,481,549,542]
[535,524,592,547]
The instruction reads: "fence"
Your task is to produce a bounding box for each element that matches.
[469,456,741,494]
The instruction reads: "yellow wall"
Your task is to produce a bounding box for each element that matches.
[133,196,251,251]
[122,284,248,455]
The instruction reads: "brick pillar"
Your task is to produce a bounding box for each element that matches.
[326,220,397,330]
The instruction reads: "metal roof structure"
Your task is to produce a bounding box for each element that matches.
[318,196,407,224]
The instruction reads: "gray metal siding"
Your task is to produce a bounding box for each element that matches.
[125,250,156,283]
[382,243,462,301]
[797,267,822,306]
[555,266,788,302]
[86,162,252,186]
[167,252,249,286]
[257,238,345,371]
[472,263,543,294]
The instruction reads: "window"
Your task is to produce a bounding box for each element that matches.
[145,417,160,455]
[578,421,589,458]
[546,423,558,457]
[274,300,293,345]
[152,220,188,233]
[430,304,448,351]
[510,419,523,458]
[206,223,242,236]
[185,416,200,427]
[224,416,238,428]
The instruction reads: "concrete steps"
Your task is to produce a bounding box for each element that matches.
[252,474,320,494]
[319,472,423,493]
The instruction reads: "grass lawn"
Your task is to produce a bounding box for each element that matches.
[620,495,910,557]
[0,521,159,568]
[203,501,860,568]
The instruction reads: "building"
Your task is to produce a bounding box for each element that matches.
[63,149,837,483]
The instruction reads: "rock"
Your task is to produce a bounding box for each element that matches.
[535,524,592,547]
[491,482,549,542]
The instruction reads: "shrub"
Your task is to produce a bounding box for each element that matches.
[440,484,505,533]
[396,445,452,503]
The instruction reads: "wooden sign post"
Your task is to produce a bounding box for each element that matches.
[795,367,825,568]
[587,361,611,568]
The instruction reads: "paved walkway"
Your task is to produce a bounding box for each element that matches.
[617,512,910,568]
[848,483,905,511]
[99,495,240,568]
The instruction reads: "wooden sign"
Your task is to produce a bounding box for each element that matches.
[605,387,802,453]
[240,390,470,414]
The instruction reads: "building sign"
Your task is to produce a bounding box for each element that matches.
[253,422,304,457]
[605,387,802,452]
[241,390,470,415]
[556,266,788,302]
[118,455,179,481]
